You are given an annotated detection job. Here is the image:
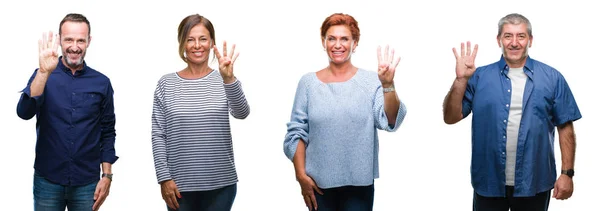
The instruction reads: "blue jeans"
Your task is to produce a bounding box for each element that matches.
[167,184,237,211]
[33,172,97,211]
[312,184,374,211]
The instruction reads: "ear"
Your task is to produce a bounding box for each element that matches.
[352,40,358,52]
[497,36,501,48]
[87,35,92,47]
[321,37,327,49]
[528,36,533,48]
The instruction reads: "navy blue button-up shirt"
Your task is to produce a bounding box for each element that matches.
[462,56,581,197]
[17,57,118,186]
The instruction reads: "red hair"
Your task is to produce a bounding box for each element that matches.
[320,13,360,43]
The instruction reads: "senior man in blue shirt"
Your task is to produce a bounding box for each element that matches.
[17,13,118,211]
[443,13,581,211]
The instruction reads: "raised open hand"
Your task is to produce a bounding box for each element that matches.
[377,45,401,87]
[452,41,478,79]
[38,31,60,74]
[213,41,239,84]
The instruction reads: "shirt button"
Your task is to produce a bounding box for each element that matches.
[505,104,509,107]
[508,89,511,92]
[72,92,75,95]
[503,136,506,138]
[503,120,507,123]
[72,108,75,111]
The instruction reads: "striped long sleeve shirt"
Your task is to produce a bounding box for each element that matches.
[152,70,250,192]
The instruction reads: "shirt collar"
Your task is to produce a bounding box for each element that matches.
[497,55,534,78]
[57,56,88,75]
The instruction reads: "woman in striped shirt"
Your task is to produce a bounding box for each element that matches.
[151,14,250,211]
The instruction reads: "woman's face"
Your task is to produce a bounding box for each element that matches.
[322,25,357,64]
[185,24,212,65]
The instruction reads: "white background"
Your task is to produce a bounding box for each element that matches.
[1,0,598,210]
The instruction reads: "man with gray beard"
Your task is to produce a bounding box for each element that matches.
[443,13,581,211]
[17,13,118,211]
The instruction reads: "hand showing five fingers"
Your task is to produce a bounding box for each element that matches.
[377,45,401,88]
[38,31,60,74]
[213,41,239,84]
[452,41,478,80]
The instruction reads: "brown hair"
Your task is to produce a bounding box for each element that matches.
[320,13,360,43]
[59,13,90,36]
[177,14,216,62]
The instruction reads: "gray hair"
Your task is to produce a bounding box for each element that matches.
[497,13,532,38]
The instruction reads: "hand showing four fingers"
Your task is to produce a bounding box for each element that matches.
[213,41,239,84]
[38,31,60,74]
[377,45,401,88]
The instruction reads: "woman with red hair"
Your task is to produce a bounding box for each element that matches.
[284,13,407,211]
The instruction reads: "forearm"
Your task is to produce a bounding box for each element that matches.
[224,79,250,119]
[101,162,112,174]
[383,90,400,125]
[558,121,576,170]
[443,78,468,124]
[30,71,50,97]
[292,140,307,178]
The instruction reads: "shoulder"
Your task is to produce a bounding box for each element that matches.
[529,58,562,77]
[86,66,111,83]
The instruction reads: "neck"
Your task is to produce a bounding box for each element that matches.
[186,62,212,76]
[328,61,355,76]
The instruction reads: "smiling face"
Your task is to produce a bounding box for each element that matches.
[60,21,90,70]
[497,23,532,68]
[322,25,357,64]
[185,24,212,65]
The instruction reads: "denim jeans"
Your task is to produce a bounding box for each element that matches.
[473,186,551,211]
[312,184,375,211]
[33,171,97,211]
[167,183,237,211]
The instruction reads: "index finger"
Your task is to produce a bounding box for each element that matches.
[53,34,60,52]
[171,193,180,209]
[472,44,479,60]
[222,41,228,59]
[229,43,236,58]
[377,46,382,63]
[213,45,222,60]
[310,193,318,210]
[452,47,459,60]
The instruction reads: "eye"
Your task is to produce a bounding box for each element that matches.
[327,37,335,42]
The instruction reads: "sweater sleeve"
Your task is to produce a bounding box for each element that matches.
[151,78,172,183]
[224,79,250,119]
[373,82,407,132]
[283,75,310,161]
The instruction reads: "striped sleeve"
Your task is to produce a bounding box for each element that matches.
[151,78,171,183]
[224,79,250,119]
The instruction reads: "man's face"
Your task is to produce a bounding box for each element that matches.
[497,23,532,67]
[60,21,90,70]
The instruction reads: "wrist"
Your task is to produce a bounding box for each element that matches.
[101,173,113,181]
[561,169,575,178]
[223,77,235,84]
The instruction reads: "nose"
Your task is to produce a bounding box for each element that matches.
[194,39,200,49]
[333,40,342,48]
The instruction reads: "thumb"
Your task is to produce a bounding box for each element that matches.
[313,185,323,195]
[175,188,182,199]
[94,187,100,200]
[553,183,559,198]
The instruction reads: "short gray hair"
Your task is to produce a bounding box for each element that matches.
[497,13,532,38]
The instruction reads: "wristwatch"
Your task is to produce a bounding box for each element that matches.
[102,173,113,181]
[561,169,574,178]
[382,84,395,93]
